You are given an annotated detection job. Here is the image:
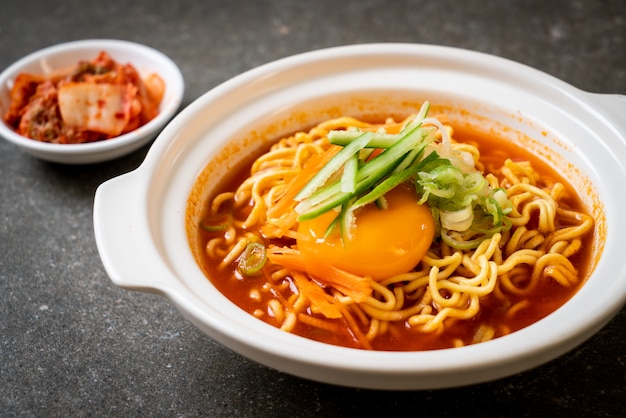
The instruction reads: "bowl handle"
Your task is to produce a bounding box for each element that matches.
[93,170,173,295]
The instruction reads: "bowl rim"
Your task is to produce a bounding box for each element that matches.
[94,42,626,389]
[0,38,184,161]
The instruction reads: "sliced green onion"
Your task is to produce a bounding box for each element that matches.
[359,148,375,160]
[306,127,431,209]
[392,142,426,174]
[328,130,400,148]
[296,125,428,220]
[200,212,232,232]
[290,99,514,246]
[463,172,487,195]
[326,101,431,149]
[339,199,355,242]
[294,131,373,202]
[440,206,474,232]
[412,101,431,128]
[323,211,341,240]
[237,242,267,276]
[340,153,359,193]
[375,195,388,210]
[440,229,489,250]
[350,163,423,212]
[494,189,512,216]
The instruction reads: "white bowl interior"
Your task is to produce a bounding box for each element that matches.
[0,39,184,164]
[95,44,626,389]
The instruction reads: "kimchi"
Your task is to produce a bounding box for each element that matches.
[3,51,165,144]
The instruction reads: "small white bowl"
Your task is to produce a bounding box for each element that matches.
[0,39,184,164]
[94,43,626,390]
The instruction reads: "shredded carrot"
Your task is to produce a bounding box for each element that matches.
[263,211,299,237]
[292,272,371,350]
[267,248,306,268]
[266,144,341,219]
[292,271,342,319]
[267,248,372,302]
[335,302,373,350]
[366,148,385,161]
[266,113,442,223]
[301,251,372,301]
[292,280,371,349]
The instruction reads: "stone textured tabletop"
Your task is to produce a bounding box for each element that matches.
[1,0,625,416]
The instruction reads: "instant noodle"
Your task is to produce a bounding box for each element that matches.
[193,102,594,351]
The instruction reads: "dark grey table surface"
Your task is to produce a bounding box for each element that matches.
[2,0,625,416]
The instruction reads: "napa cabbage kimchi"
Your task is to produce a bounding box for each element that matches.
[3,51,165,144]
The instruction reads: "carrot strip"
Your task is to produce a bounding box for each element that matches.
[294,272,371,349]
[267,248,306,268]
[263,211,299,237]
[293,279,371,349]
[267,248,372,301]
[366,148,384,161]
[292,271,342,319]
[335,302,373,350]
[300,251,372,301]
[266,252,374,349]
[267,145,341,219]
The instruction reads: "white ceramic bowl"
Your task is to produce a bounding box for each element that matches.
[93,43,626,390]
[0,39,184,164]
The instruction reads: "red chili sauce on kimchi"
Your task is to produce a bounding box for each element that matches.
[3,51,165,144]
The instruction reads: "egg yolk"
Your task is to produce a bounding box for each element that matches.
[296,184,435,280]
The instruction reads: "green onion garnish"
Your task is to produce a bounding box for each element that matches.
[237,242,267,276]
[293,101,513,249]
[200,212,233,232]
